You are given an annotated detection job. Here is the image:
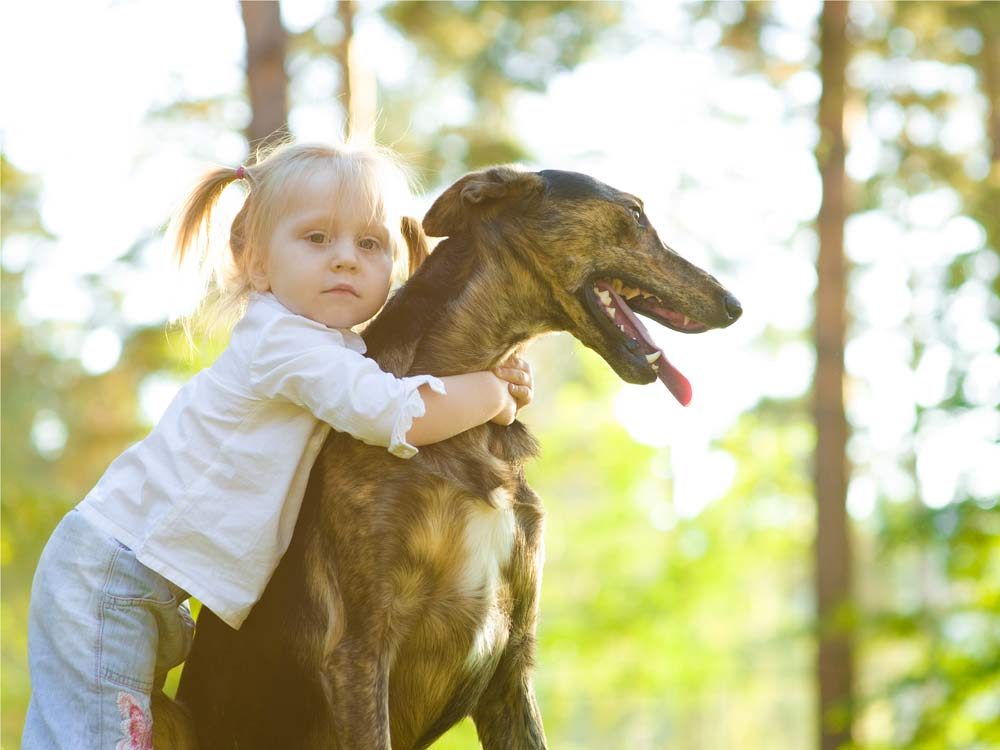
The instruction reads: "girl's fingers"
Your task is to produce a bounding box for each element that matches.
[508,383,532,408]
[497,356,534,412]
[494,367,525,385]
[494,357,533,413]
[497,357,530,373]
[496,363,532,382]
[501,355,524,369]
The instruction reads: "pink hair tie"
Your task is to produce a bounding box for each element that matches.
[235,165,246,179]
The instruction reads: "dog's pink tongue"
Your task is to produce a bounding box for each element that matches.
[604,286,693,406]
[657,359,692,406]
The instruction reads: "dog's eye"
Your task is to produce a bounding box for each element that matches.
[630,206,643,224]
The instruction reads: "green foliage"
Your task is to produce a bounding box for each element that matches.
[850,4,1000,746]
[698,1,1000,746]
[377,0,624,181]
[856,498,1000,750]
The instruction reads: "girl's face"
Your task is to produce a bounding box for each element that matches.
[252,168,395,330]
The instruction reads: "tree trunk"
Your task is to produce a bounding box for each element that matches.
[813,2,854,750]
[241,0,289,150]
[334,0,376,140]
[979,11,1000,161]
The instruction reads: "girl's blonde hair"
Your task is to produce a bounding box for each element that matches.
[167,137,416,341]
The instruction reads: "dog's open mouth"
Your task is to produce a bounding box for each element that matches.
[588,277,707,406]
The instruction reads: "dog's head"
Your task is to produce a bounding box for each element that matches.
[422,166,742,405]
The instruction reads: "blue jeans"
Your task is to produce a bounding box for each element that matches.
[23,509,195,749]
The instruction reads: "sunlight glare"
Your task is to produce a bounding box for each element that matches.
[79,328,122,376]
[30,409,68,461]
[139,373,184,426]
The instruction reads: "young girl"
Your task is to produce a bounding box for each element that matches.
[22,140,533,749]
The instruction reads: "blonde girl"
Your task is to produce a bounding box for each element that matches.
[23,140,532,750]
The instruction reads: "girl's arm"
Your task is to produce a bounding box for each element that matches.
[248,312,533,457]
[405,372,510,447]
[406,357,533,447]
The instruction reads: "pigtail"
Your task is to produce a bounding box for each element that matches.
[166,165,250,347]
[169,166,247,274]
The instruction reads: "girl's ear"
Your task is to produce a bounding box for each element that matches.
[249,255,270,291]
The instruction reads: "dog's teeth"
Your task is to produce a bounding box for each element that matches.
[618,324,625,333]
[645,351,662,363]
[605,306,615,319]
[611,279,623,293]
[682,316,689,326]
[597,290,612,306]
[652,363,660,372]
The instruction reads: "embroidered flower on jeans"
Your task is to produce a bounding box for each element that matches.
[116,691,152,750]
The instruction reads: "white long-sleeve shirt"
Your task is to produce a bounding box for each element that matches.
[77,291,445,629]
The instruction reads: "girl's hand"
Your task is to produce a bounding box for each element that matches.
[490,355,533,425]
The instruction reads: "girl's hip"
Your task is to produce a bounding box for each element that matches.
[33,508,186,607]
[24,509,196,749]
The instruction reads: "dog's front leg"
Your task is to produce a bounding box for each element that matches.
[313,639,391,750]
[471,637,547,750]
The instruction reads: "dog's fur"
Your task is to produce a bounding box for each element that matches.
[162,167,740,749]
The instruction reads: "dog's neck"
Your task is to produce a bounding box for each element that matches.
[363,232,554,378]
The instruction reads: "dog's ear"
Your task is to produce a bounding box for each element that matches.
[423,166,544,238]
[400,216,429,277]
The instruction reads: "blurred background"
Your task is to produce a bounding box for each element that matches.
[2,1,998,748]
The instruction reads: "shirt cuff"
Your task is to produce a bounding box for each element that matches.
[388,374,447,459]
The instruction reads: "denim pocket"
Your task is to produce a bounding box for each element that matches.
[103,543,177,606]
[98,596,158,692]
[99,545,181,692]
[99,593,195,692]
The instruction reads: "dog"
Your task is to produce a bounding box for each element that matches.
[164,166,742,749]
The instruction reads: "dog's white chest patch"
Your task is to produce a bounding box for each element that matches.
[461,487,516,666]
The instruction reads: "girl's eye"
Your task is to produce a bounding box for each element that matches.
[358,237,382,251]
[307,233,327,244]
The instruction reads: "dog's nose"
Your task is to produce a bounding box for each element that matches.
[723,293,742,322]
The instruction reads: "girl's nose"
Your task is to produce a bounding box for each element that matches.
[330,238,359,271]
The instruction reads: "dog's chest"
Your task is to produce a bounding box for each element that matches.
[457,487,517,666]
[406,484,518,666]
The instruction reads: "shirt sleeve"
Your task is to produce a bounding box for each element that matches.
[248,314,446,459]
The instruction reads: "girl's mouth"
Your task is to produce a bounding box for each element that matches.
[323,285,359,297]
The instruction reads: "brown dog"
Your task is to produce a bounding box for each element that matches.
[168,166,741,749]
